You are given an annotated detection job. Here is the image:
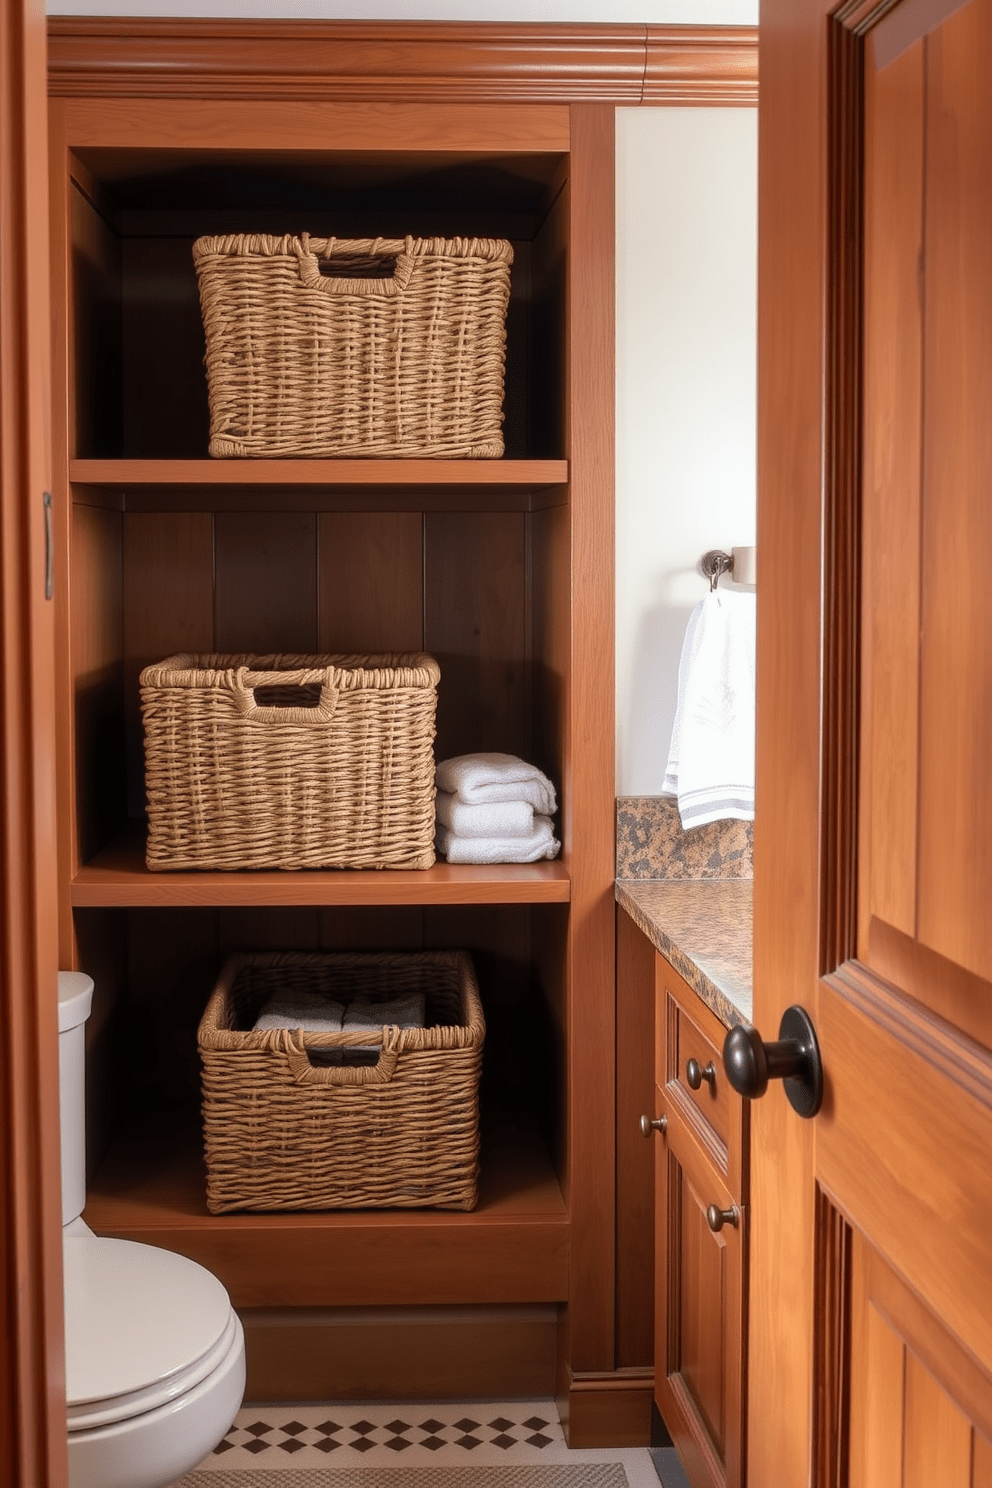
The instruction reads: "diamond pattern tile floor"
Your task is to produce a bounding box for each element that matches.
[171,1399,667,1487]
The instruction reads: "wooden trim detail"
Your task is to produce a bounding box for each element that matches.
[47,17,757,107]
[1,1,66,1482]
[828,959,992,1115]
[820,14,864,977]
[240,1305,558,1404]
[557,1367,655,1448]
[644,26,760,104]
[812,1189,852,1488]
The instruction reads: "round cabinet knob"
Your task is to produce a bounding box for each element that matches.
[722,1004,824,1119]
[686,1058,716,1092]
[639,1113,668,1138]
[706,1204,739,1233]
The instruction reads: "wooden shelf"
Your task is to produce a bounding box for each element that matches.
[70,458,568,488]
[70,826,571,907]
[84,1111,569,1309]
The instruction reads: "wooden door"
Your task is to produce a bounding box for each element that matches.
[752,0,992,1478]
[0,0,67,1483]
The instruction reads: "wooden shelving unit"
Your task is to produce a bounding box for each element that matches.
[49,38,616,1415]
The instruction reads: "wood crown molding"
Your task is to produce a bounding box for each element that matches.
[47,18,757,106]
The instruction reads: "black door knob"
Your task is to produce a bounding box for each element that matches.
[722,1004,823,1119]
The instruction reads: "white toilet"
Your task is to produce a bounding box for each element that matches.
[59,971,246,1488]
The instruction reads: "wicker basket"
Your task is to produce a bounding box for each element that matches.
[198,950,485,1212]
[140,652,439,871]
[193,233,513,459]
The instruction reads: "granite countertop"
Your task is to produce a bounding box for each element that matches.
[616,878,753,1028]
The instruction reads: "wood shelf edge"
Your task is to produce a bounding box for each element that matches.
[70,829,571,907]
[68,458,570,489]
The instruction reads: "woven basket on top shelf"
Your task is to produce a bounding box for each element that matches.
[198,949,485,1213]
[140,652,439,871]
[193,233,513,459]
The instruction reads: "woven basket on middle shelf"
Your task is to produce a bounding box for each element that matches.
[140,651,439,871]
[198,949,485,1213]
[193,233,514,459]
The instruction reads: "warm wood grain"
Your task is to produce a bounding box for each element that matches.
[916,0,992,982]
[615,906,656,1371]
[70,501,125,862]
[425,510,527,763]
[1,2,66,1483]
[122,511,213,818]
[318,512,424,655]
[750,0,833,1481]
[850,1227,992,1488]
[656,1121,745,1488]
[818,964,992,1394]
[643,26,758,104]
[70,458,569,489]
[561,101,617,1376]
[858,33,924,949]
[83,1114,568,1308]
[70,824,571,905]
[47,18,757,106]
[660,959,748,1199]
[63,96,569,153]
[241,1305,558,1403]
[214,510,318,653]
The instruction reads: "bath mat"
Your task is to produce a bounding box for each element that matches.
[174,1468,630,1486]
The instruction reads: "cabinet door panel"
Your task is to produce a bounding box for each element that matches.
[656,1092,745,1488]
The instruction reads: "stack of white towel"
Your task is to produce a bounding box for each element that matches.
[434,753,560,864]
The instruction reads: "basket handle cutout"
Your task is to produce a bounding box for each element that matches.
[295,234,415,298]
[284,1027,402,1087]
[233,666,340,725]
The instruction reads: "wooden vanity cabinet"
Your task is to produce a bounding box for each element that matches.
[652,959,750,1488]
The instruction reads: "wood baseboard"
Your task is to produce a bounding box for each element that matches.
[240,1303,558,1403]
[557,1367,655,1448]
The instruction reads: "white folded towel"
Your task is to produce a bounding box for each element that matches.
[343,994,427,1053]
[435,790,534,840]
[435,753,557,817]
[342,994,427,1033]
[253,994,345,1033]
[436,815,560,864]
[663,590,756,829]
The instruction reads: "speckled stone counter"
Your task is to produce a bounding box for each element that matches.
[616,878,753,1029]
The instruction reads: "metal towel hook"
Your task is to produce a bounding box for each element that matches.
[701,550,733,592]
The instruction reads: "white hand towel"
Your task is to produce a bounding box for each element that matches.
[435,789,534,839]
[663,589,756,829]
[253,994,345,1033]
[436,814,560,864]
[435,753,557,817]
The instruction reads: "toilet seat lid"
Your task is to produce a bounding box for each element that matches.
[64,1236,234,1412]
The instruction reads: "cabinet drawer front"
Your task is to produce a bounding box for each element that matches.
[671,999,729,1148]
[656,957,749,1199]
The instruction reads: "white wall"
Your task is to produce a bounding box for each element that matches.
[46,1,760,798]
[615,106,757,795]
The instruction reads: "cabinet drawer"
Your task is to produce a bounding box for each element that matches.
[656,957,748,1201]
[672,998,729,1148]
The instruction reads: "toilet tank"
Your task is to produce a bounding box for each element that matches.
[58,972,94,1228]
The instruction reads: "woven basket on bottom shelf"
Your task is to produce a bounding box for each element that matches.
[140,652,439,871]
[198,950,485,1213]
[193,233,513,459]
